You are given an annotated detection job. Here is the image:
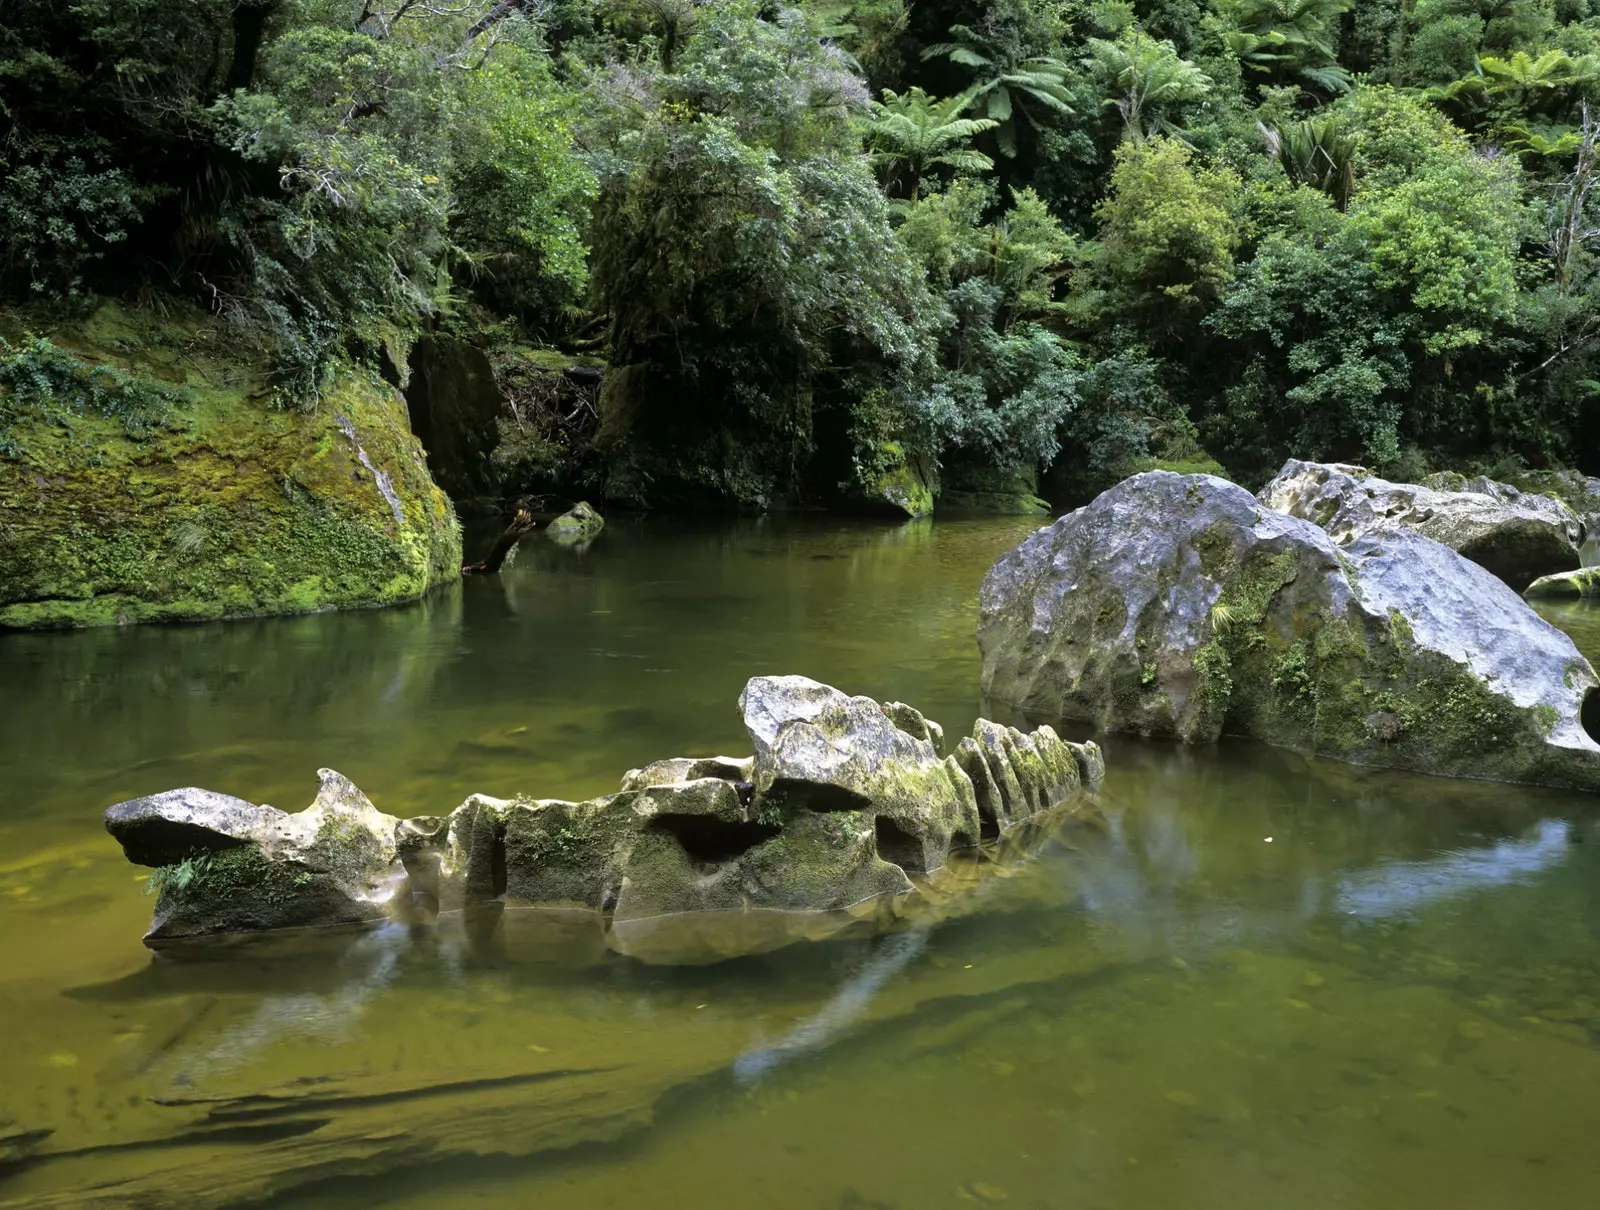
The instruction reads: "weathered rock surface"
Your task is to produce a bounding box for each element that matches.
[107,770,401,943]
[106,678,1103,960]
[1525,567,1600,599]
[1498,467,1600,541]
[979,471,1600,789]
[1259,460,1582,592]
[0,303,461,629]
[546,500,605,546]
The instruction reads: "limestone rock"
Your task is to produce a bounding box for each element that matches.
[106,680,1105,961]
[1525,567,1600,599]
[859,444,936,519]
[404,334,505,502]
[1259,460,1582,592]
[0,303,461,629]
[108,769,404,945]
[546,501,605,546]
[979,470,1600,790]
[1499,467,1600,540]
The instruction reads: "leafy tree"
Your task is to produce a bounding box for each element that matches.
[920,22,1075,156]
[1216,0,1354,96]
[1088,28,1212,142]
[1081,137,1241,343]
[864,88,997,198]
[587,2,937,506]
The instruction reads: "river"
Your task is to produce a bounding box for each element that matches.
[2,516,1599,1208]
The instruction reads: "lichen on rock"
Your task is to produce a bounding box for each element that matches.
[104,677,1105,962]
[0,303,461,629]
[979,470,1600,791]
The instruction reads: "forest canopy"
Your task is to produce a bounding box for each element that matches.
[8,0,1600,506]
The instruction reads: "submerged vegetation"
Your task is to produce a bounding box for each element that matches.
[7,0,1600,510]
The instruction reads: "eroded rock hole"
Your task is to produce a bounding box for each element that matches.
[651,814,780,865]
[764,779,874,813]
[1582,687,1600,746]
[874,816,925,874]
[491,819,508,899]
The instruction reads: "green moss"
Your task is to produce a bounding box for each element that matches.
[149,844,310,910]
[0,302,461,629]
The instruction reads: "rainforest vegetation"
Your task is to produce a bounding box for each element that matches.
[8,0,1600,509]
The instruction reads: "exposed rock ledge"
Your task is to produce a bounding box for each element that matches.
[105,677,1103,963]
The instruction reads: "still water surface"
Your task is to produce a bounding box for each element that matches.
[3,517,1600,1208]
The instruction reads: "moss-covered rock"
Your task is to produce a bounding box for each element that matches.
[0,304,460,629]
[105,770,402,946]
[104,677,1106,963]
[980,471,1600,791]
[861,442,936,519]
[1525,567,1600,599]
[938,464,1052,515]
[546,500,605,545]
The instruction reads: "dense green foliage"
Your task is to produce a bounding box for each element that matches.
[10,0,1600,506]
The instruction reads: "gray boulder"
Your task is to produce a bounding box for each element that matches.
[979,470,1600,789]
[108,769,402,945]
[106,679,1104,960]
[546,501,605,546]
[1259,460,1582,592]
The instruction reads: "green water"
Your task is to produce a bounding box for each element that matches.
[3,516,1600,1209]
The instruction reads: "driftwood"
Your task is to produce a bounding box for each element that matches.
[461,506,537,576]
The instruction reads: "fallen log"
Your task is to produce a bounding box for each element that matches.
[461,506,537,575]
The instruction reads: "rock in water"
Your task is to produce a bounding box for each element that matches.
[106,770,402,943]
[979,471,1600,790]
[1258,460,1582,592]
[546,500,605,546]
[105,679,1104,959]
[1526,568,1600,599]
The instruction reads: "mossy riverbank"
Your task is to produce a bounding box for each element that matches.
[0,304,460,629]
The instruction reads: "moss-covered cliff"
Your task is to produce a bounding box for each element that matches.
[0,305,461,629]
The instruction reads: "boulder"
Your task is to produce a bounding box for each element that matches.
[108,769,403,944]
[0,303,461,629]
[1497,468,1600,541]
[105,679,1105,960]
[546,500,605,546]
[1525,567,1600,599]
[979,470,1600,790]
[404,334,507,503]
[857,443,936,519]
[1259,460,1582,592]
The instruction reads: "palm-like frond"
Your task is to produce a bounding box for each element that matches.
[1089,32,1211,142]
[864,87,997,195]
[920,25,1075,156]
[1262,116,1359,210]
[1217,0,1353,95]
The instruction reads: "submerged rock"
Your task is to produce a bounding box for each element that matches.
[0,303,461,629]
[1259,460,1582,592]
[546,500,605,545]
[105,678,1103,960]
[979,470,1600,790]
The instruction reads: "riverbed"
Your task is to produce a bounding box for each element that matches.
[2,516,1599,1208]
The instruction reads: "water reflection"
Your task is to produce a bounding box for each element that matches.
[4,515,1600,1210]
